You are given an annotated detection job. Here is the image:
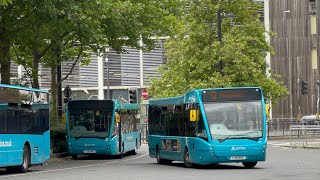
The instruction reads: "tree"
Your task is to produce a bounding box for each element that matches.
[10,0,182,125]
[0,0,34,84]
[149,0,288,102]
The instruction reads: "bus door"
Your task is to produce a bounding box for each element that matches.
[115,112,122,153]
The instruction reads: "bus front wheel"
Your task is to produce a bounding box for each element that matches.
[156,146,163,164]
[118,144,124,159]
[183,148,193,168]
[242,162,257,168]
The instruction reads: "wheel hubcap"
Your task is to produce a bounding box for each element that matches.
[23,151,28,168]
[185,152,191,163]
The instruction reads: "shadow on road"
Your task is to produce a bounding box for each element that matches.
[0,168,41,176]
[145,162,263,170]
[68,152,138,161]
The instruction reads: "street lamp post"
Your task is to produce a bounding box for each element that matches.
[103,48,110,99]
[57,62,62,119]
[217,8,223,75]
[217,7,235,77]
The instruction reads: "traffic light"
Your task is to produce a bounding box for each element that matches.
[129,89,137,103]
[301,80,309,95]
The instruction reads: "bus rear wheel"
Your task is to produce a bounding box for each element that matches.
[242,162,257,168]
[183,148,193,168]
[18,145,31,173]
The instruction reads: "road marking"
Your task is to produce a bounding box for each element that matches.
[0,153,149,179]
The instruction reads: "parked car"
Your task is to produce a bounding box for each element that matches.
[301,115,320,125]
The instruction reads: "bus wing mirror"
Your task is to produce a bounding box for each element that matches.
[190,110,199,122]
[116,113,121,123]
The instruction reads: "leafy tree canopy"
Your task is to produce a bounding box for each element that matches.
[149,0,288,103]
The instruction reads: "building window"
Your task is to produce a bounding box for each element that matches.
[309,0,317,14]
[311,48,318,70]
[310,16,317,34]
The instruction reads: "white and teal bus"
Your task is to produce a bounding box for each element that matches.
[0,84,50,173]
[148,87,267,168]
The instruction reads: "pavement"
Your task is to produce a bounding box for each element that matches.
[268,137,320,149]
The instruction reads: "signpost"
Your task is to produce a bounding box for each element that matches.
[142,89,148,99]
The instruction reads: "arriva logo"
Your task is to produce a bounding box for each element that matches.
[0,140,12,147]
[84,143,95,147]
[231,146,246,151]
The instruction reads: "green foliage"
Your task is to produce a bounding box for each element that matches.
[149,0,288,103]
[0,0,12,6]
[50,125,67,153]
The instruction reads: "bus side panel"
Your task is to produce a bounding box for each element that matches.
[22,134,44,164]
[0,134,9,166]
[43,130,50,162]
[6,134,23,166]
[188,138,217,165]
[148,135,159,158]
[0,132,50,167]
[148,135,188,162]
[123,132,140,152]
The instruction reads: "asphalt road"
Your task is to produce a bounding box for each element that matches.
[1,141,320,180]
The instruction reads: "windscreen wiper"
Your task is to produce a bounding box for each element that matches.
[233,136,259,141]
[218,135,233,143]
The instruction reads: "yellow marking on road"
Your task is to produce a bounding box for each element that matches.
[0,153,149,179]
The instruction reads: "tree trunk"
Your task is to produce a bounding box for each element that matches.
[32,49,40,88]
[50,66,58,126]
[0,28,11,84]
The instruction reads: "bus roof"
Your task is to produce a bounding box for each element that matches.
[0,84,49,93]
[113,99,139,110]
[149,87,262,106]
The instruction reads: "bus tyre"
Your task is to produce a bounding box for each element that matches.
[118,144,124,159]
[72,155,78,160]
[156,146,164,164]
[242,162,257,168]
[184,148,193,168]
[18,145,31,173]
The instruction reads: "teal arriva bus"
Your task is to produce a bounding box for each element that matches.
[0,84,50,173]
[148,87,267,168]
[66,99,141,159]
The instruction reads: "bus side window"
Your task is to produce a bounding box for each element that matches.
[0,110,6,133]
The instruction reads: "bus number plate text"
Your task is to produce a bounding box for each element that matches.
[230,156,246,160]
[84,150,96,154]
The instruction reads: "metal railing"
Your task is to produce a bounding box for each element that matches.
[289,125,320,148]
[267,118,300,137]
[140,119,319,140]
[139,123,148,143]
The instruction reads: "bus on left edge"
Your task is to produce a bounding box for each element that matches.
[0,84,50,173]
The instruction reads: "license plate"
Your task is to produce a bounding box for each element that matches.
[230,156,246,160]
[84,150,96,154]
